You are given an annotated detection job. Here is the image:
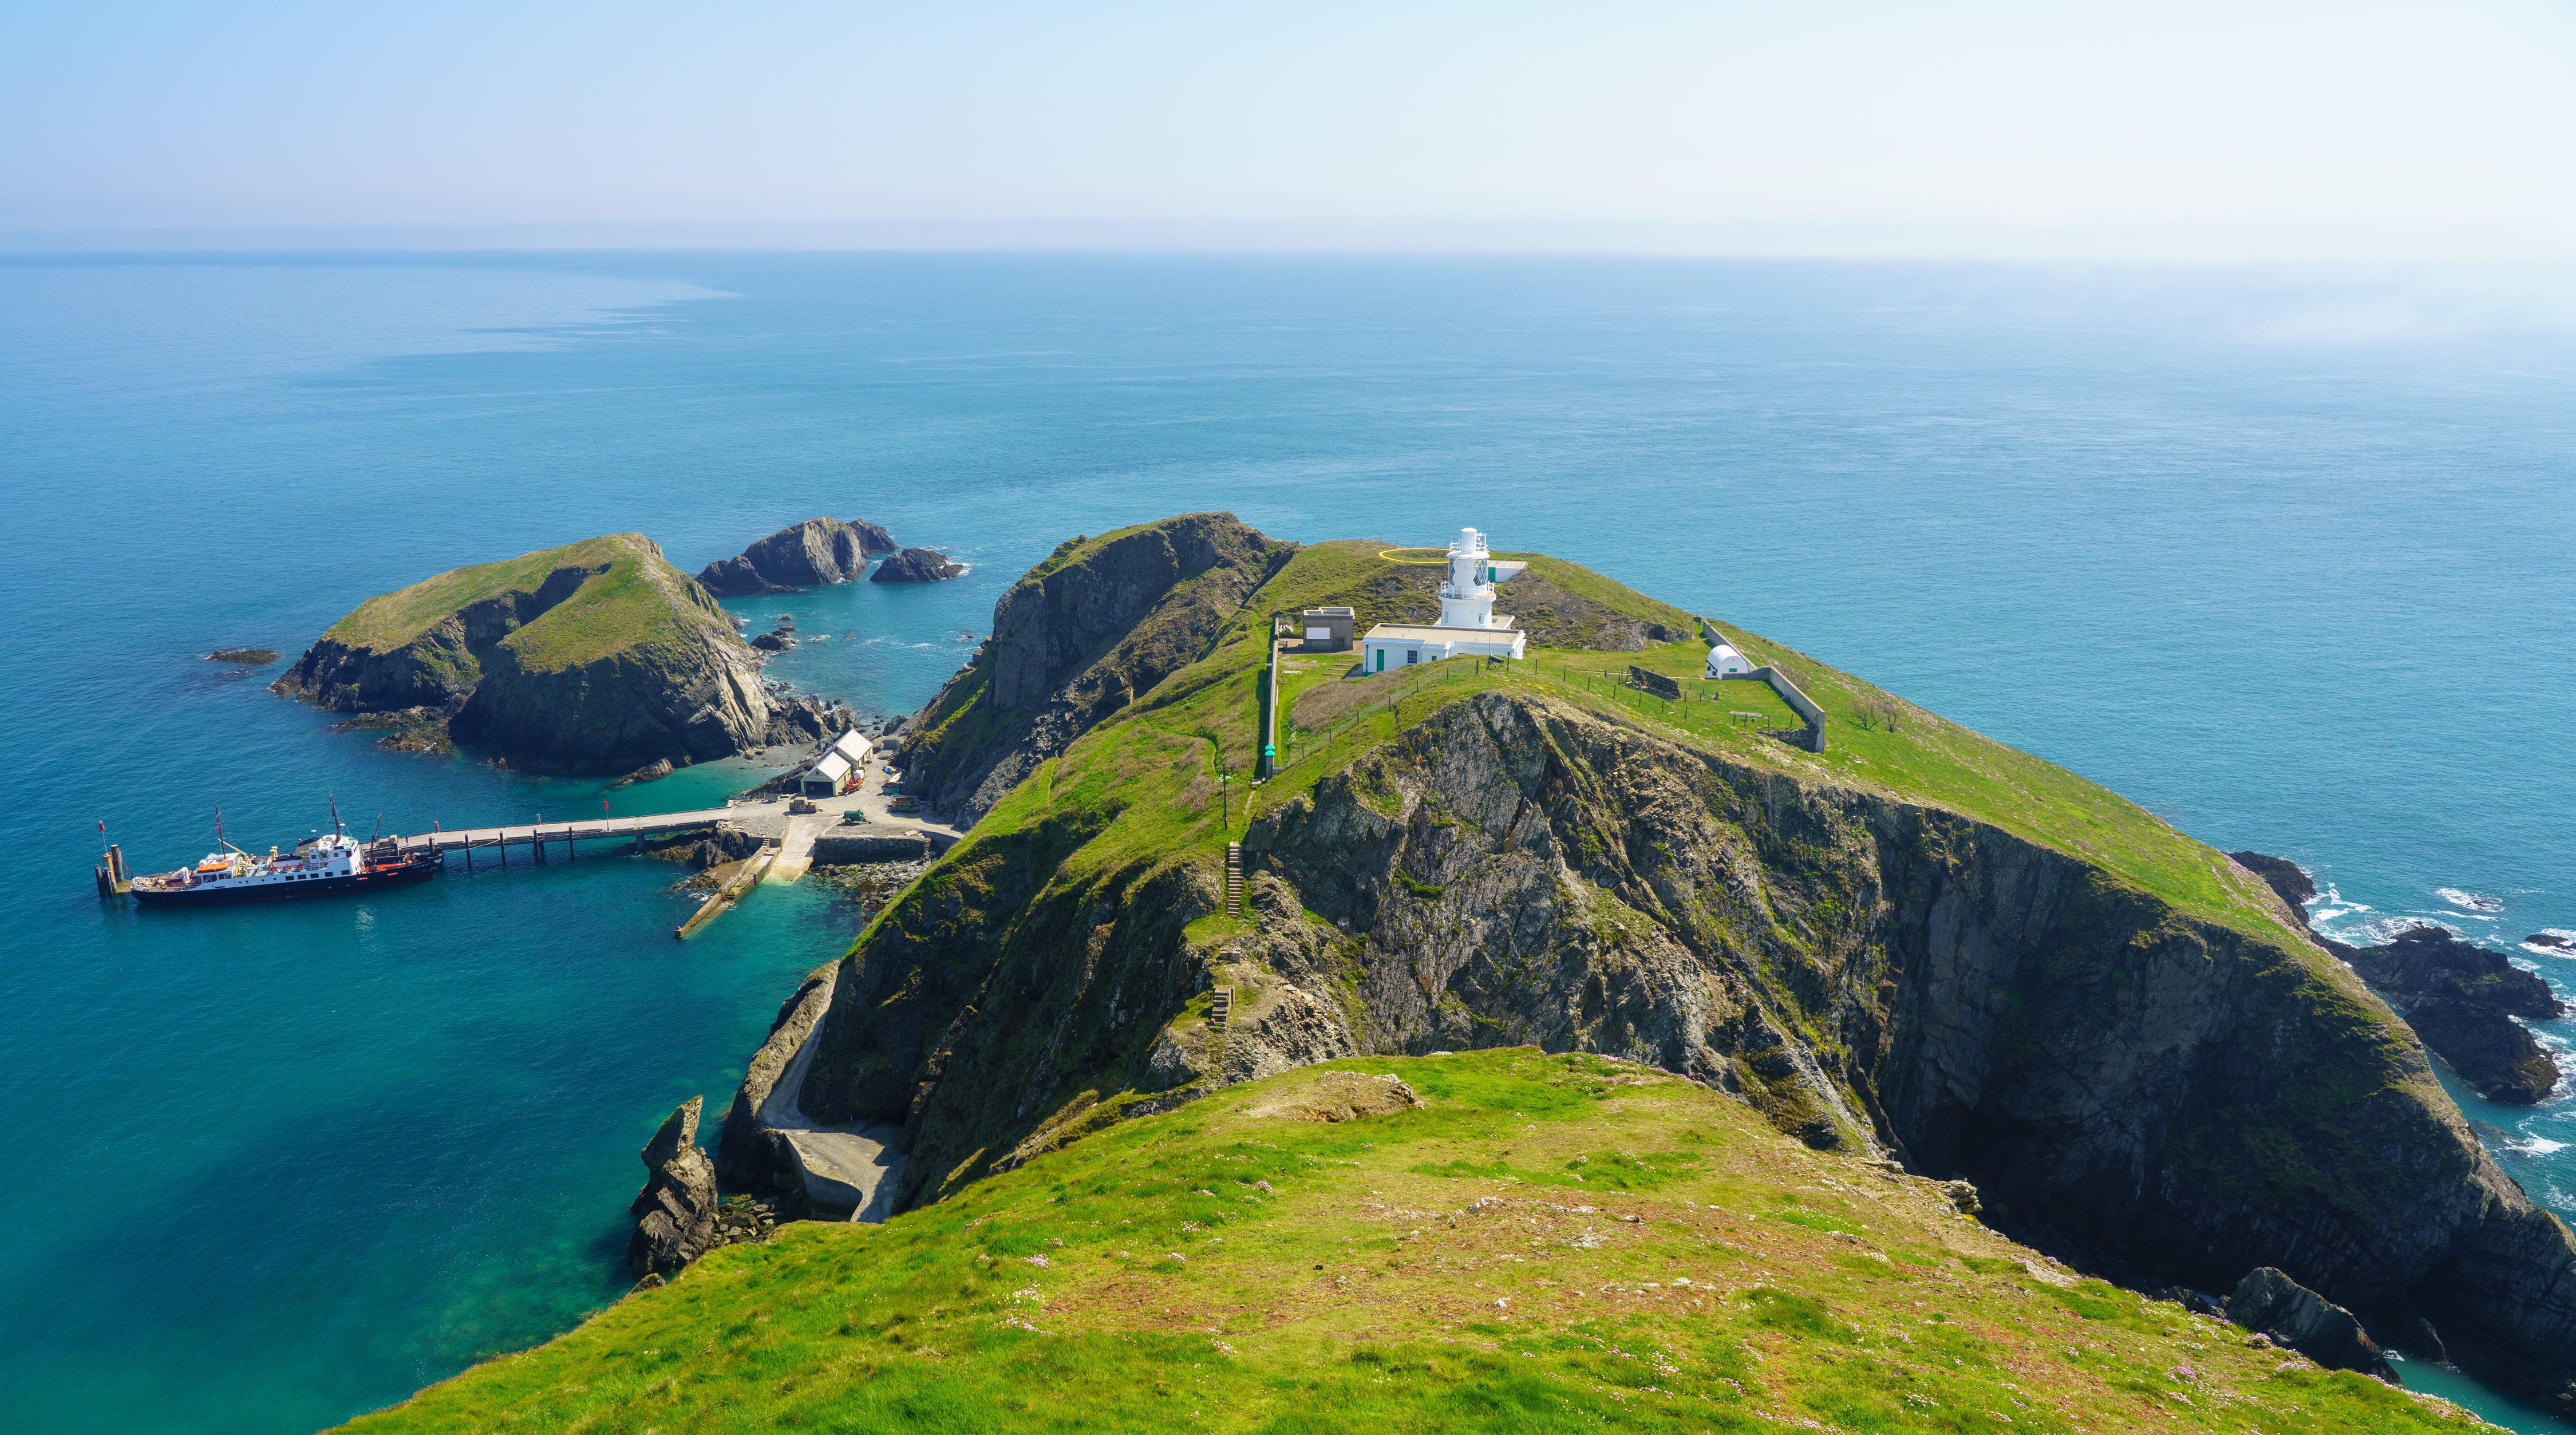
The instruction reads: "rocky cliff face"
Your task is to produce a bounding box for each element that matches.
[277,533,843,773]
[895,513,1295,820]
[762,686,2576,1412]
[697,517,893,595]
[2233,854,2565,1105]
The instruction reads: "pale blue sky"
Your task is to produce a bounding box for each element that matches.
[6,1,2575,258]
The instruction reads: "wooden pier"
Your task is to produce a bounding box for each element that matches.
[96,790,962,940]
[393,799,782,869]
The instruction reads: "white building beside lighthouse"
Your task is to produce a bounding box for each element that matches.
[1358,527,1530,673]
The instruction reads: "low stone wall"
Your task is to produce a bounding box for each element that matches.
[812,830,945,864]
[1626,665,1682,699]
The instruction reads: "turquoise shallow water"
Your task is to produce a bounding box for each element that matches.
[2,253,2572,1432]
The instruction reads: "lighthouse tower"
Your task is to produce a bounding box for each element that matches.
[1439,528,1504,630]
[1356,524,1530,672]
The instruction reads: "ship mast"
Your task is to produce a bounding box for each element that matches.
[213,805,253,859]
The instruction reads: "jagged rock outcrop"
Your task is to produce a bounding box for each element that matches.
[784,686,2576,1412]
[717,962,842,1189]
[696,517,895,595]
[895,513,1295,820]
[2227,1267,2396,1379]
[2347,927,2565,1103]
[2233,854,2564,1104]
[275,533,847,773]
[625,1097,717,1279]
[868,547,965,583]
[2227,851,2317,915]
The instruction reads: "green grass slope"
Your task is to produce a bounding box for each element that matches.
[347,1051,2479,1434]
[325,532,722,672]
[957,539,2289,945]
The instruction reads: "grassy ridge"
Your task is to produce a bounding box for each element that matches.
[347,1051,2476,1433]
[323,533,718,671]
[992,540,2290,942]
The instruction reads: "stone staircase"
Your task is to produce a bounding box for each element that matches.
[1207,986,1234,1074]
[1225,841,1243,916]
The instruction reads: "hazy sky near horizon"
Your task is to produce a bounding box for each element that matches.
[7,0,2576,259]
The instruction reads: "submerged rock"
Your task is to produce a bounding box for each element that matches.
[625,1097,717,1279]
[2226,1267,2395,1380]
[697,517,896,596]
[608,757,675,789]
[868,547,966,583]
[206,647,279,664]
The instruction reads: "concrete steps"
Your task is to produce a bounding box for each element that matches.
[1226,841,1243,916]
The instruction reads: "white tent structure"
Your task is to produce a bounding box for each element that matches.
[1705,642,1752,678]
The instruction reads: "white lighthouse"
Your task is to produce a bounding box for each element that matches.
[1358,526,1531,673]
[1437,527,1507,630]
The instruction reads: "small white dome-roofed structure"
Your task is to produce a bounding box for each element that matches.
[1706,642,1752,678]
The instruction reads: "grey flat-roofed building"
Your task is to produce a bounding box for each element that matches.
[1299,606,1355,651]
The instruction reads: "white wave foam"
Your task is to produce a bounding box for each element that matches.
[2439,887,2504,913]
[2509,1136,2571,1157]
[2324,914,2453,946]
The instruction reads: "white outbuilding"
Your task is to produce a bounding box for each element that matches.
[1705,642,1753,678]
[800,730,876,797]
[801,753,854,798]
[1358,527,1530,673]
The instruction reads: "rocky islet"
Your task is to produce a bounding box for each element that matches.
[695,516,895,595]
[867,546,965,583]
[274,532,848,773]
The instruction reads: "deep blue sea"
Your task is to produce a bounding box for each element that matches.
[2,252,2571,1432]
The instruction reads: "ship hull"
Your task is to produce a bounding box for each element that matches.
[130,853,441,907]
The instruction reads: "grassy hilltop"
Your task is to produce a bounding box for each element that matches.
[276,531,823,772]
[321,532,724,676]
[346,525,2570,1428]
[350,1050,2474,1434]
[970,537,2290,942]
